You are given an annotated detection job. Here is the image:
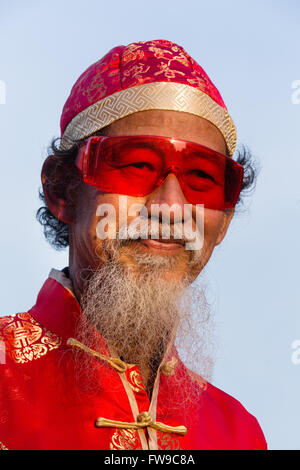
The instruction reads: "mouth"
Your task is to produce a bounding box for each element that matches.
[138,237,185,252]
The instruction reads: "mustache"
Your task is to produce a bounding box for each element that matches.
[115,215,203,247]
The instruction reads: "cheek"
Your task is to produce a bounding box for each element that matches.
[200,209,225,262]
[72,195,101,263]
[204,209,224,239]
[94,194,146,236]
[71,188,114,264]
[73,192,146,264]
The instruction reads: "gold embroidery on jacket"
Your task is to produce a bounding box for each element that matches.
[192,373,207,391]
[127,370,145,393]
[0,441,8,450]
[157,431,181,450]
[110,429,142,450]
[0,313,62,364]
[161,357,179,376]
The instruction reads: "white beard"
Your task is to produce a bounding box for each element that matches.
[74,236,215,396]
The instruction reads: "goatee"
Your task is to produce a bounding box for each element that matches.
[74,238,214,396]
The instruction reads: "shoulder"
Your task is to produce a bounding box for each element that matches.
[187,368,267,449]
[204,379,267,449]
[0,312,62,365]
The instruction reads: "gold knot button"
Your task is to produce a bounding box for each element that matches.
[136,412,153,427]
[95,411,187,436]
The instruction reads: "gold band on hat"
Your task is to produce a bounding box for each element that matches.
[60,82,237,156]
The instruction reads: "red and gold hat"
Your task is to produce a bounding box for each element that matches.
[60,39,237,155]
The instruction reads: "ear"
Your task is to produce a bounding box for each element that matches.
[215,209,235,246]
[41,156,75,224]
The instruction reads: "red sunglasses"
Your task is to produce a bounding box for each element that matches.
[75,135,243,210]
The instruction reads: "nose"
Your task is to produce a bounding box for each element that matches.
[144,173,188,223]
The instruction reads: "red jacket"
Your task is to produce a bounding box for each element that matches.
[0,269,267,450]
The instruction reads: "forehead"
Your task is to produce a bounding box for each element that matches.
[102,110,227,154]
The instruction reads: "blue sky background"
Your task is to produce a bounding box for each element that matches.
[0,0,299,449]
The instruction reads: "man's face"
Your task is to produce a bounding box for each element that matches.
[57,109,235,372]
[69,109,233,285]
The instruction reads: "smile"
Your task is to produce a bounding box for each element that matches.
[138,238,185,251]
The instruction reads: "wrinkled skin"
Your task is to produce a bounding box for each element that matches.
[43,109,234,300]
[42,109,235,389]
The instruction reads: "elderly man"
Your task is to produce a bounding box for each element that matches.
[0,39,267,450]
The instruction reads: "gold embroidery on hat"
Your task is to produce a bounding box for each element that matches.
[61,82,237,156]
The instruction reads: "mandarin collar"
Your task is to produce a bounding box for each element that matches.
[29,268,81,340]
[28,268,180,374]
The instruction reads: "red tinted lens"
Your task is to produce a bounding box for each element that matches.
[77,137,164,196]
[76,136,243,209]
[100,139,163,196]
[180,145,225,208]
[224,158,244,208]
[179,143,243,208]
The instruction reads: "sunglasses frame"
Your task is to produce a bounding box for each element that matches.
[75,135,244,209]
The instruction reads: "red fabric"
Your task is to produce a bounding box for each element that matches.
[60,39,227,136]
[76,135,243,209]
[0,273,267,450]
